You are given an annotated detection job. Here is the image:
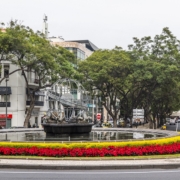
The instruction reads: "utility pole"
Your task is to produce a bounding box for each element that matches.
[42,14,48,38]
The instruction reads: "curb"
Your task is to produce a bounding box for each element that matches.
[0,163,180,170]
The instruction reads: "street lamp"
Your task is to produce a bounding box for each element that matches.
[5,77,9,128]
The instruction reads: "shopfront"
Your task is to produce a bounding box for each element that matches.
[0,114,12,128]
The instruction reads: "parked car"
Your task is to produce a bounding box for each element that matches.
[176,119,180,123]
[170,118,176,125]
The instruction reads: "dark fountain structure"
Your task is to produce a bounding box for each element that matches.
[41,79,93,135]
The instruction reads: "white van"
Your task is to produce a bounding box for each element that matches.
[170,118,176,125]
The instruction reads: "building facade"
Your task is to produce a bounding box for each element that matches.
[0,61,46,128]
[49,37,98,60]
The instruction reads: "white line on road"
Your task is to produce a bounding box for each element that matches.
[0,170,180,174]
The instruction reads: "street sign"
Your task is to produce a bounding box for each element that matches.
[96,113,101,121]
[133,109,144,122]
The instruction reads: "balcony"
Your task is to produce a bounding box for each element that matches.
[28,78,39,88]
[26,101,44,106]
[0,102,11,107]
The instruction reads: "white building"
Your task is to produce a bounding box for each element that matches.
[0,61,46,128]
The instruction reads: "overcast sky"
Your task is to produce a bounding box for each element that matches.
[1,0,180,49]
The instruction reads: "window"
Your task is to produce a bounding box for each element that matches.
[77,49,85,60]
[4,65,9,78]
[66,47,86,60]
[35,117,38,126]
[0,95,10,102]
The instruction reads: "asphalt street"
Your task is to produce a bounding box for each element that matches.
[0,169,180,180]
[166,123,180,131]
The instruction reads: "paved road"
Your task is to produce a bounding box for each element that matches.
[0,169,180,180]
[166,124,180,131]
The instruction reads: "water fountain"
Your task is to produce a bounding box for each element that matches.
[41,78,93,134]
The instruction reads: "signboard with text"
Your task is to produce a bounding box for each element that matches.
[133,109,144,123]
[0,114,12,119]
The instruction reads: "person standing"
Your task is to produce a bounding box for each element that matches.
[135,121,138,128]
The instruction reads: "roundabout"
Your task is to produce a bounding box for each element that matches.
[0,128,179,159]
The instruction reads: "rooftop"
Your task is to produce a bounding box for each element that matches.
[66,40,99,51]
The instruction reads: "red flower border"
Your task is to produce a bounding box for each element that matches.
[0,142,180,157]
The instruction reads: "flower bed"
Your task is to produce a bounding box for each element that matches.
[0,143,180,157]
[0,136,180,157]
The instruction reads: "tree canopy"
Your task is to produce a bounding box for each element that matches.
[79,28,180,128]
[0,21,77,127]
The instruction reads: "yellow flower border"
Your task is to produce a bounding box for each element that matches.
[0,135,179,149]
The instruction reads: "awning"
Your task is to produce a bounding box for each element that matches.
[0,87,11,95]
[171,111,180,117]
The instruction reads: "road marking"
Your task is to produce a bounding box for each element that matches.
[0,170,180,174]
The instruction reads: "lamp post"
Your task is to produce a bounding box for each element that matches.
[5,77,9,128]
[92,99,94,123]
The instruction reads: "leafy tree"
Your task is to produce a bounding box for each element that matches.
[79,47,131,127]
[0,21,76,127]
[128,27,180,128]
[79,27,180,129]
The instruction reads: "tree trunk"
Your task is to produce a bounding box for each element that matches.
[159,115,165,126]
[113,115,118,127]
[147,114,153,129]
[156,118,160,128]
[24,98,35,128]
[153,119,156,129]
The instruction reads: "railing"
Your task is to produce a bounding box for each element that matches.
[26,101,44,106]
[47,91,87,109]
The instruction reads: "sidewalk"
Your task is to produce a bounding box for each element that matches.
[0,158,180,170]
